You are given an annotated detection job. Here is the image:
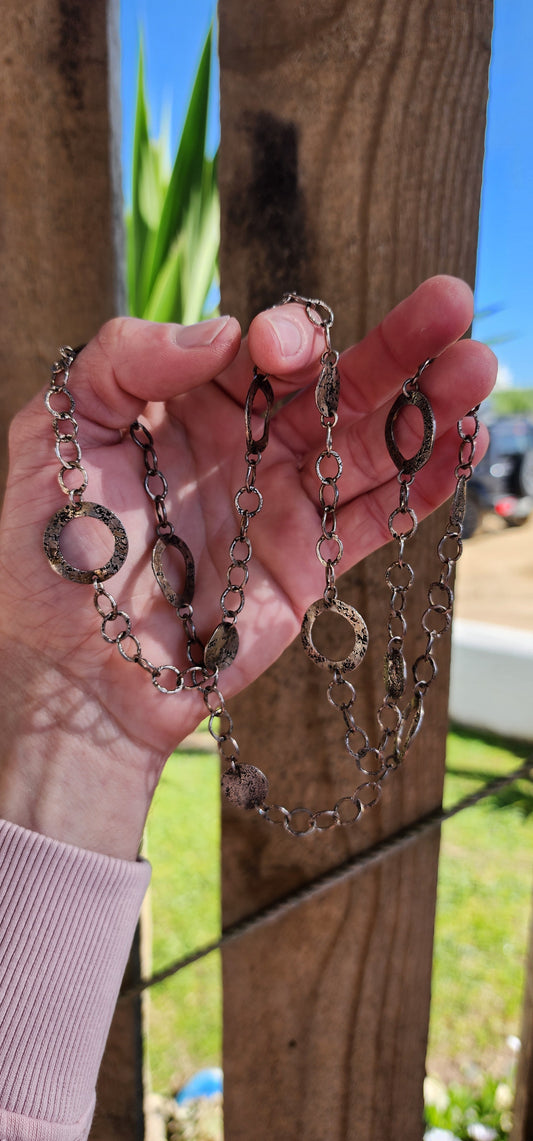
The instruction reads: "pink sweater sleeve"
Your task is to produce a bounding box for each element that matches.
[0,818,151,1141]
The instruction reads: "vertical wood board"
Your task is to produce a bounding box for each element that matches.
[0,0,125,493]
[219,1,492,1138]
[1,3,143,1138]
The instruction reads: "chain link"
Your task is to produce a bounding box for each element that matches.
[45,348,88,506]
[43,318,482,835]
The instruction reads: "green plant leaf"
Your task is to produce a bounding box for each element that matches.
[141,25,213,309]
[180,157,220,325]
[143,240,184,325]
[129,40,151,316]
[127,24,219,325]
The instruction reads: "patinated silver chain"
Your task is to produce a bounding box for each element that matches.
[43,302,480,835]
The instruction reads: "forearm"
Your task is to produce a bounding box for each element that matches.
[0,641,163,860]
[0,651,153,1139]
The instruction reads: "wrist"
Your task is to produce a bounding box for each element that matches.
[0,641,161,860]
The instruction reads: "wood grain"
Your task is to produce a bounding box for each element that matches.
[0,0,125,494]
[1,3,144,1136]
[219,1,492,1137]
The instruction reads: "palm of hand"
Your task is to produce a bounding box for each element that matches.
[0,284,496,772]
[0,365,327,761]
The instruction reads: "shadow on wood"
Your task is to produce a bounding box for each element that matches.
[219,1,492,1138]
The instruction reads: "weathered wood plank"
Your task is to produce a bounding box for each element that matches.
[1,3,142,1138]
[0,0,125,493]
[219,2,492,1138]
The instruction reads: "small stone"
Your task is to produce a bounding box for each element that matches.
[221,764,268,810]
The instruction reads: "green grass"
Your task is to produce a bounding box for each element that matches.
[144,745,221,1093]
[427,726,533,1081]
[144,727,533,1096]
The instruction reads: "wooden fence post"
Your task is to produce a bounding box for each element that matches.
[218,3,492,1139]
[0,0,125,492]
[0,4,144,1138]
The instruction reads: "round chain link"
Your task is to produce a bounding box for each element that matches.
[44,324,481,834]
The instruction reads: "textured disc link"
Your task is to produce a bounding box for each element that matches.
[42,330,481,834]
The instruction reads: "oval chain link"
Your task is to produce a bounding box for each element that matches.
[44,324,481,834]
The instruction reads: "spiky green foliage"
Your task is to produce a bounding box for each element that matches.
[126,28,219,323]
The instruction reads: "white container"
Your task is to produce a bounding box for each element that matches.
[449,619,533,742]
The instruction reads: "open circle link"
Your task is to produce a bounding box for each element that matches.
[388,507,418,540]
[58,464,88,497]
[182,664,212,690]
[356,748,387,778]
[314,810,339,831]
[117,631,142,663]
[219,735,240,761]
[345,726,370,759]
[260,804,290,827]
[221,585,245,617]
[44,502,129,584]
[53,411,78,440]
[316,450,342,482]
[230,535,252,562]
[141,446,159,475]
[285,808,317,836]
[357,782,382,810]
[421,605,450,636]
[152,665,184,694]
[388,613,407,639]
[316,534,343,567]
[458,411,480,440]
[208,711,234,742]
[385,561,415,590]
[319,479,339,510]
[377,701,402,733]
[327,676,356,710]
[144,470,168,501]
[413,654,437,685]
[94,587,117,618]
[321,508,337,539]
[428,581,454,609]
[40,322,472,834]
[227,561,249,589]
[203,686,226,714]
[55,437,82,467]
[45,388,76,417]
[235,485,263,517]
[335,796,363,825]
[390,587,407,613]
[101,610,132,644]
[438,534,463,563]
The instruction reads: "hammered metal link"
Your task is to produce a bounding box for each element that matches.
[43,329,482,834]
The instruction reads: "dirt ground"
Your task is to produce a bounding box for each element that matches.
[454,511,533,632]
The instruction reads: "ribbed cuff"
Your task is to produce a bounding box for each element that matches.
[0,818,151,1136]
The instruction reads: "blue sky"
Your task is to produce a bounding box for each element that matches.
[120,0,532,388]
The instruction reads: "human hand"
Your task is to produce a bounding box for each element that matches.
[0,276,496,856]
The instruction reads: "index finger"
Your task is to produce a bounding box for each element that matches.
[244,276,475,447]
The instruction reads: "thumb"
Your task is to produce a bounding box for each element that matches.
[72,315,242,433]
[12,315,242,455]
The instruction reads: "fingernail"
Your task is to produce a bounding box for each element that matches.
[264,313,303,358]
[175,316,231,347]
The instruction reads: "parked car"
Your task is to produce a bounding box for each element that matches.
[463,416,533,538]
